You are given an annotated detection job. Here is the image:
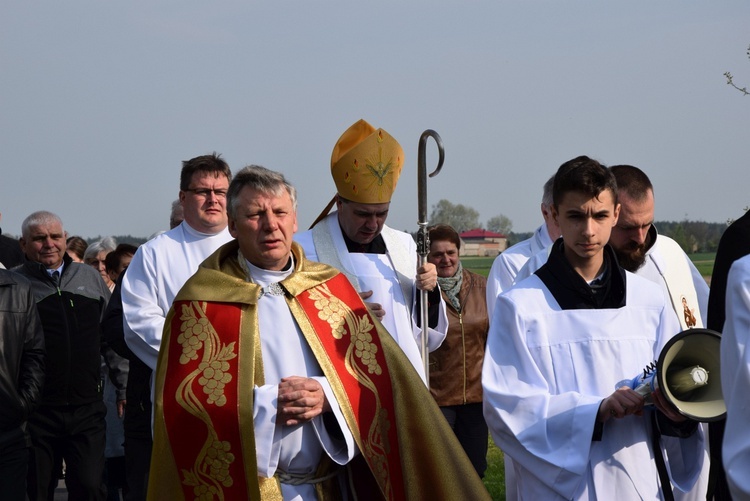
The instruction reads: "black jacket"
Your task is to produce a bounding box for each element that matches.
[102,276,151,440]
[13,253,110,407]
[0,229,24,269]
[0,269,45,449]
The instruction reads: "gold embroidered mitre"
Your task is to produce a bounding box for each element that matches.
[331,119,404,204]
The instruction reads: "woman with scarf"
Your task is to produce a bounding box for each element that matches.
[426,224,490,478]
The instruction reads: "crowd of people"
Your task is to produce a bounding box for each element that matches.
[0,119,748,500]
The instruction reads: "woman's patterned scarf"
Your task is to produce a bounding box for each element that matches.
[437,261,463,311]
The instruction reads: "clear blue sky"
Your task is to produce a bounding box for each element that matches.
[2,1,749,239]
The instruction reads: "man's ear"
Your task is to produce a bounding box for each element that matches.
[541,203,551,221]
[228,218,238,238]
[613,203,621,226]
[550,204,559,224]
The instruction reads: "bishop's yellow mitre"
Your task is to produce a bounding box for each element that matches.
[330,119,404,204]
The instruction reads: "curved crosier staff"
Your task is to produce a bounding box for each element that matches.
[417,129,445,385]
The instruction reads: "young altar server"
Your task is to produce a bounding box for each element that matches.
[482,156,704,500]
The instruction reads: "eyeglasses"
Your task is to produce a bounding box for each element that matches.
[184,188,228,199]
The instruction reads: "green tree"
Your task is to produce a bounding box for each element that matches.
[429,199,480,233]
[486,214,513,235]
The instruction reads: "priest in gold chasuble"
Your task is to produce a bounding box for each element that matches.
[148,166,490,500]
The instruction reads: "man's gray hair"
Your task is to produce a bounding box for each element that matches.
[170,199,184,229]
[542,174,555,208]
[83,236,118,261]
[21,211,63,237]
[227,165,298,220]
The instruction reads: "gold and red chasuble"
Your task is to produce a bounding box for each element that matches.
[160,300,252,500]
[149,241,491,501]
[155,273,405,500]
[293,274,405,498]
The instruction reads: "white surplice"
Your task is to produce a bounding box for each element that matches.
[482,271,704,500]
[720,254,750,500]
[246,259,356,501]
[122,222,233,371]
[296,212,447,383]
[486,223,553,317]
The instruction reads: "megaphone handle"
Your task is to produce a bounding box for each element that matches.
[633,383,654,405]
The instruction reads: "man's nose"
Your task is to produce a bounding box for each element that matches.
[633,227,648,244]
[265,215,279,230]
[583,218,596,236]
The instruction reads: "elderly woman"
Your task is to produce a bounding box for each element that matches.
[426,224,490,478]
[83,237,117,292]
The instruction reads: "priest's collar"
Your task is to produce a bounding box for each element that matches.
[182,220,228,238]
[239,252,294,288]
[340,226,387,254]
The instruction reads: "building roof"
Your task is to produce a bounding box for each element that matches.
[460,228,506,239]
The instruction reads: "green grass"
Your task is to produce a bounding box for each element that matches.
[460,256,495,278]
[462,253,716,280]
[689,252,715,279]
[483,439,505,500]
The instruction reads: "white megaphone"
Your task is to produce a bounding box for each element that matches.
[628,328,725,422]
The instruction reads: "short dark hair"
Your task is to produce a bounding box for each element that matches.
[227,165,298,220]
[609,165,653,202]
[428,224,461,250]
[104,243,138,273]
[179,153,232,191]
[552,156,617,207]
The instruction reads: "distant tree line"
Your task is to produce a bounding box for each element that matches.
[429,199,513,234]
[655,221,727,254]
[86,235,148,246]
[427,198,731,255]
[507,221,728,254]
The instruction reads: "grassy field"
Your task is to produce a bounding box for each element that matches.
[462,256,495,278]
[465,250,714,499]
[462,253,715,281]
[690,252,716,279]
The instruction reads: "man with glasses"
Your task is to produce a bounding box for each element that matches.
[120,153,232,498]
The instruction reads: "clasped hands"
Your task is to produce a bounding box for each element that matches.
[277,376,331,427]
